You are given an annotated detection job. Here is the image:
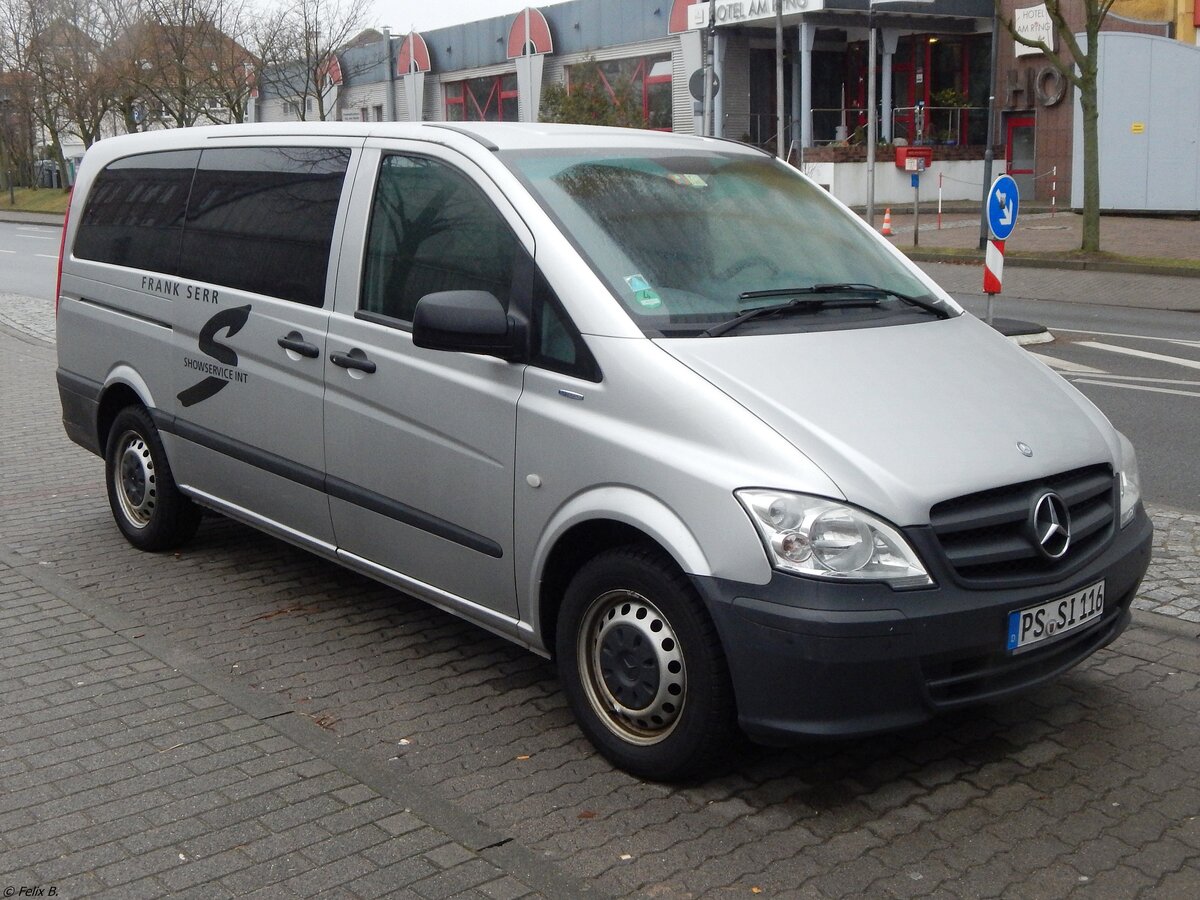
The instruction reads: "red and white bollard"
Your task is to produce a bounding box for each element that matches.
[984,239,1005,324]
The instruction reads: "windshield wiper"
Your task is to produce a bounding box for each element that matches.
[700,296,874,338]
[700,283,949,338]
[741,283,950,320]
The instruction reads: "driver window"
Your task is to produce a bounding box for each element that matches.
[361,155,518,323]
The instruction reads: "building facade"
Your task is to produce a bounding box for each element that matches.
[253,0,1199,210]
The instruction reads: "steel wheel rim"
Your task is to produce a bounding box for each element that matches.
[114,430,156,529]
[577,589,687,746]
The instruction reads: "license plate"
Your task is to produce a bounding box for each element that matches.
[1007,580,1105,652]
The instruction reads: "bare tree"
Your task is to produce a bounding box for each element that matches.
[34,0,121,150]
[0,0,74,186]
[0,66,36,191]
[997,0,1115,252]
[204,0,257,123]
[259,0,371,121]
[116,0,255,129]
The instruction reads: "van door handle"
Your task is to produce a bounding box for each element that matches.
[277,331,320,358]
[329,348,377,374]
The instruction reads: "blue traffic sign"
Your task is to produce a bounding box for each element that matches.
[987,174,1020,241]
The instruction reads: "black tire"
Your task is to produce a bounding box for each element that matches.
[556,545,738,781]
[104,406,201,551]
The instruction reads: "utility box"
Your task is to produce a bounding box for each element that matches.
[895,146,933,171]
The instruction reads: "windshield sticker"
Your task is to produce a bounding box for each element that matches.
[624,274,662,309]
[668,174,708,187]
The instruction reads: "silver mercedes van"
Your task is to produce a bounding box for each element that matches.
[56,123,1152,780]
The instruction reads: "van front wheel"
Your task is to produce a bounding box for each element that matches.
[105,406,200,551]
[557,546,737,781]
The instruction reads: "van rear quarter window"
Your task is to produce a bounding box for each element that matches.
[179,147,351,307]
[74,149,198,273]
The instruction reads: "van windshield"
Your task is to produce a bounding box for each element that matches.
[502,148,955,337]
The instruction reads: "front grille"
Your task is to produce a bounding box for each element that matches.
[929,465,1116,587]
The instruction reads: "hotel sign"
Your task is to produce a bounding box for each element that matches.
[712,0,825,27]
[1014,4,1056,57]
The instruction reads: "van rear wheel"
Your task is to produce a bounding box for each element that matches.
[557,546,737,781]
[105,406,200,551]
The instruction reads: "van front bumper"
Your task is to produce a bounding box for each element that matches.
[693,506,1153,744]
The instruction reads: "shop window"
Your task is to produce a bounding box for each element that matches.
[444,74,519,122]
[565,55,673,130]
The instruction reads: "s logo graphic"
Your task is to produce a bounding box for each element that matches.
[177,305,252,408]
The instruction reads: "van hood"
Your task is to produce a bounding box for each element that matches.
[656,314,1118,526]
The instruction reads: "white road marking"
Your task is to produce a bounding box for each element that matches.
[1073,379,1200,399]
[1076,341,1200,372]
[1066,373,1200,387]
[1030,353,1108,374]
[1056,328,1200,346]
[35,254,59,259]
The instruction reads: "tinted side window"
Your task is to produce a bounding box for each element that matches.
[74,150,198,273]
[179,147,351,306]
[361,155,518,323]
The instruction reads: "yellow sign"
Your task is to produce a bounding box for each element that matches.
[1131,122,1146,134]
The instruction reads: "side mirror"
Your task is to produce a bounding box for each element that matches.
[412,291,521,360]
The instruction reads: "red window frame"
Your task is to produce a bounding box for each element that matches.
[445,74,519,122]
[566,55,673,131]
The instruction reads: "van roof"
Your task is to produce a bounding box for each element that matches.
[84,121,765,158]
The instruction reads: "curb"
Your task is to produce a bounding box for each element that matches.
[988,316,1054,346]
[0,211,65,227]
[905,250,1200,280]
[1132,608,1200,641]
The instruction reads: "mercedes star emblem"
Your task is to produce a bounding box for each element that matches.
[1031,492,1071,560]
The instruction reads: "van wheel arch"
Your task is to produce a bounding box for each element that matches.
[97,383,148,457]
[539,520,674,655]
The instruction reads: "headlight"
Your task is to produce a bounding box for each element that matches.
[736,490,932,587]
[1117,432,1142,528]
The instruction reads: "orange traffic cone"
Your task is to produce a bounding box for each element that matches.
[881,208,893,236]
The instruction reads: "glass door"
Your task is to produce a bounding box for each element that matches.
[1006,115,1036,200]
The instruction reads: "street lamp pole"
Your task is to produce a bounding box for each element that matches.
[978,3,1001,249]
[775,0,785,159]
[866,4,878,226]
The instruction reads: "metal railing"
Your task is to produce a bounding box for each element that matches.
[745,106,988,149]
[891,105,989,147]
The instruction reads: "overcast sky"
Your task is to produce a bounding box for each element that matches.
[372,1,568,34]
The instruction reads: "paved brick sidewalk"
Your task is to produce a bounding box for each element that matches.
[0,292,54,345]
[0,548,588,899]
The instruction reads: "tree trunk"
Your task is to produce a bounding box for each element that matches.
[1078,77,1100,252]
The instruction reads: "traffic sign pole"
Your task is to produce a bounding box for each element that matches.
[983,174,1020,327]
[912,172,920,247]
